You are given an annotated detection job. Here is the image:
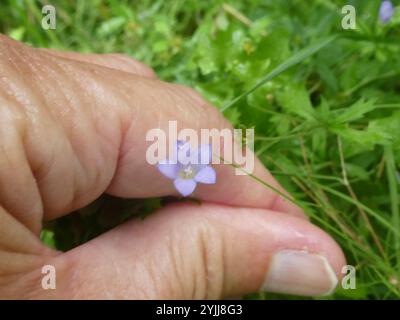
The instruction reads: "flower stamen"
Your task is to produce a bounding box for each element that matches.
[179,165,196,179]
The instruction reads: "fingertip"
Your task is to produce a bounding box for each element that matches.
[161,203,346,297]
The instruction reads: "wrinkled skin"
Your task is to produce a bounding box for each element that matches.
[0,34,345,299]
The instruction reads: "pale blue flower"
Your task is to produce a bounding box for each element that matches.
[379,0,394,23]
[157,140,216,196]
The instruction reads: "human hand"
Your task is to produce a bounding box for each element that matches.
[0,34,345,299]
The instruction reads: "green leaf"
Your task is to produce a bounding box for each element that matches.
[8,26,25,41]
[97,17,126,37]
[334,99,377,124]
[277,84,316,121]
[224,107,241,127]
[312,128,327,158]
[368,112,400,145]
[198,57,218,74]
[345,163,370,180]
[221,35,338,112]
[334,126,391,151]
[40,230,56,249]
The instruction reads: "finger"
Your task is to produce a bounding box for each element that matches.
[39,48,157,78]
[103,81,305,218]
[0,206,48,255]
[0,34,304,233]
[0,205,58,299]
[46,203,345,299]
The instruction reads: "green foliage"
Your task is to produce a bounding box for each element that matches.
[1,0,400,299]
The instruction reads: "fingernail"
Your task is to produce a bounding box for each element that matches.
[261,250,338,296]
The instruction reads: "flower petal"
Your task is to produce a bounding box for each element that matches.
[380,0,394,23]
[194,165,216,184]
[173,178,197,196]
[157,160,179,179]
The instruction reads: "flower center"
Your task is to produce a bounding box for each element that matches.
[179,165,196,179]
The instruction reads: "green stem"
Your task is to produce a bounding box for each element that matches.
[384,146,400,268]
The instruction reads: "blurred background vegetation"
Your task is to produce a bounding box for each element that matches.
[1,0,400,299]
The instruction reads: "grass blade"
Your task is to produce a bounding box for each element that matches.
[221,35,338,112]
[385,146,400,267]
